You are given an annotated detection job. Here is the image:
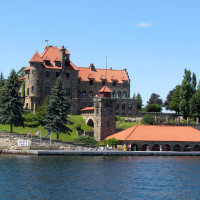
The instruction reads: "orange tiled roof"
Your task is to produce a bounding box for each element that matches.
[80,107,94,111]
[77,67,129,83]
[19,75,25,81]
[29,51,43,63]
[99,86,112,93]
[24,66,30,71]
[106,124,200,142]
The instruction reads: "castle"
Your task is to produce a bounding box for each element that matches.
[21,45,137,116]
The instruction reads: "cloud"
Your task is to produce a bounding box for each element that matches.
[138,22,152,28]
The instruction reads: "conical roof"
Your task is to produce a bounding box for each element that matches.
[29,51,43,63]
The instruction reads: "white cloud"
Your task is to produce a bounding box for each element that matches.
[138,22,152,27]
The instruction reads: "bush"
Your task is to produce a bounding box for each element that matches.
[105,138,119,147]
[145,104,162,112]
[141,114,155,125]
[23,111,40,127]
[75,124,82,131]
[76,135,97,145]
[24,121,40,127]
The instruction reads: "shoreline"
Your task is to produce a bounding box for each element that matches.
[2,150,200,156]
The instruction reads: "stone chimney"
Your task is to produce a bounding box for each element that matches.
[89,63,96,71]
[60,45,66,69]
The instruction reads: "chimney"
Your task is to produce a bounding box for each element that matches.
[89,63,96,71]
[60,45,66,69]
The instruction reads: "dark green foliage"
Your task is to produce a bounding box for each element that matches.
[75,124,82,131]
[0,70,24,132]
[0,72,5,87]
[169,85,181,115]
[17,67,25,78]
[105,138,119,147]
[36,96,50,125]
[164,88,175,110]
[136,93,143,111]
[190,81,200,118]
[21,81,25,104]
[141,114,155,125]
[23,111,40,127]
[76,135,97,145]
[147,93,163,106]
[43,78,71,139]
[145,104,162,112]
[179,69,196,119]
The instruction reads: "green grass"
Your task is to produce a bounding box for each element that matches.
[0,115,93,142]
[116,116,139,129]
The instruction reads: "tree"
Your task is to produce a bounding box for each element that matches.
[147,93,163,106]
[145,104,162,112]
[21,80,25,105]
[136,93,143,111]
[0,72,5,87]
[17,67,25,78]
[164,88,175,110]
[43,77,71,139]
[169,85,181,115]
[76,135,97,145]
[105,138,119,147]
[190,81,200,118]
[0,69,24,132]
[179,69,196,119]
[141,114,155,125]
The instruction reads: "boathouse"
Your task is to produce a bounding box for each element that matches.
[106,125,200,151]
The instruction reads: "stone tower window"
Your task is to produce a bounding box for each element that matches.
[122,91,127,98]
[122,104,126,109]
[82,102,86,108]
[89,91,93,97]
[118,91,121,98]
[116,103,119,109]
[56,72,60,77]
[44,87,50,94]
[66,73,70,78]
[128,104,132,109]
[112,91,116,98]
[31,86,34,93]
[27,88,29,96]
[32,70,35,74]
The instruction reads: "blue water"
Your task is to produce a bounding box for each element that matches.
[0,155,200,200]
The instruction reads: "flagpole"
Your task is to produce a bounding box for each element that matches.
[40,130,41,146]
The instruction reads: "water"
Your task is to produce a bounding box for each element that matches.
[0,155,200,200]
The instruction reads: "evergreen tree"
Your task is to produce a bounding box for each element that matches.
[136,93,143,111]
[179,69,196,119]
[169,85,181,115]
[190,81,200,118]
[0,70,24,132]
[43,78,71,139]
[0,72,5,87]
[21,80,25,105]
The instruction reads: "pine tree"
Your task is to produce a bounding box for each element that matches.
[0,72,5,87]
[179,69,196,119]
[0,70,24,132]
[43,78,71,139]
[136,93,143,111]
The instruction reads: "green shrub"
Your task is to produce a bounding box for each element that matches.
[141,114,155,125]
[76,135,97,145]
[75,124,82,131]
[24,121,40,127]
[145,104,162,112]
[105,138,119,147]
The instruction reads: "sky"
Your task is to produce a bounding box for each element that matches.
[0,0,200,107]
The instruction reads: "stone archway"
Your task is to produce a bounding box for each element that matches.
[163,144,170,151]
[173,144,181,151]
[141,144,149,151]
[152,144,160,151]
[184,144,191,151]
[131,144,138,151]
[193,145,200,151]
[87,119,94,127]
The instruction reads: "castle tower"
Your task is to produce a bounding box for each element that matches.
[25,51,43,112]
[93,86,116,141]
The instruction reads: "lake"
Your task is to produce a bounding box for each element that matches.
[0,155,200,200]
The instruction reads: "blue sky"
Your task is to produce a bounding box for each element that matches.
[1,0,200,107]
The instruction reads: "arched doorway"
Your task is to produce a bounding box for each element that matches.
[173,144,180,151]
[193,145,200,151]
[163,144,170,151]
[184,144,191,151]
[141,144,149,151]
[152,144,160,151]
[87,119,94,127]
[131,144,138,151]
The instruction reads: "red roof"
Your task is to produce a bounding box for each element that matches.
[80,107,94,111]
[29,51,43,63]
[106,125,200,142]
[99,86,112,93]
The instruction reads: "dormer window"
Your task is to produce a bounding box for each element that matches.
[54,61,60,67]
[45,60,50,65]
[102,80,105,86]
[123,81,128,87]
[113,81,117,86]
[89,79,93,85]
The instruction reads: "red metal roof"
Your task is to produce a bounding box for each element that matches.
[106,124,200,142]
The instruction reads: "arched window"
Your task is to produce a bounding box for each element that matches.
[112,91,116,98]
[122,91,127,98]
[118,91,121,98]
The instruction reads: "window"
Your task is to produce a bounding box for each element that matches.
[89,79,93,85]
[123,91,127,98]
[55,61,60,67]
[88,102,93,107]
[81,91,86,96]
[128,104,132,109]
[28,72,29,79]
[123,82,128,87]
[66,88,70,95]
[27,88,29,96]
[118,91,121,98]
[56,72,60,77]
[78,79,80,84]
[46,71,50,77]
[44,87,50,94]
[31,86,34,93]
[45,60,50,65]
[89,91,93,97]
[113,81,117,86]
[32,70,35,74]
[102,80,105,86]
[122,104,126,109]
[116,103,119,109]
[106,109,111,116]
[112,91,116,98]
[66,73,70,78]
[82,102,86,108]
